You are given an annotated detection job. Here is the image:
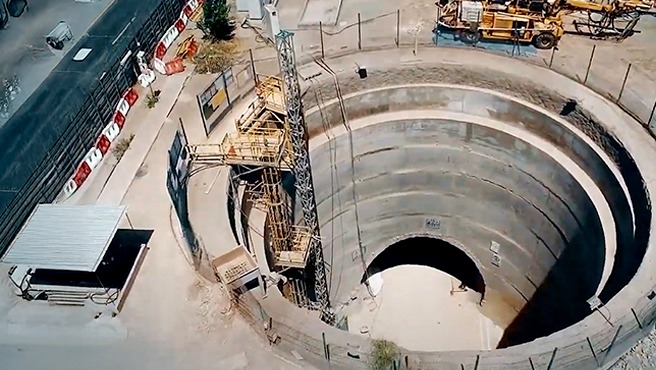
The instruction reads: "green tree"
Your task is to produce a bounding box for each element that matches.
[198,0,235,41]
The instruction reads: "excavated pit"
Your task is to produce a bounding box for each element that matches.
[289,64,650,349]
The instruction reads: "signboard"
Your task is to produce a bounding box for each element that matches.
[197,66,255,136]
[166,123,199,257]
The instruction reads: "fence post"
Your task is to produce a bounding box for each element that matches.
[583,45,596,85]
[546,347,558,370]
[319,21,325,59]
[473,354,480,370]
[617,63,632,103]
[548,47,555,68]
[322,332,329,359]
[601,324,623,366]
[435,6,440,46]
[396,9,400,47]
[631,307,643,329]
[528,357,536,370]
[248,49,257,86]
[586,336,600,367]
[358,13,362,50]
[326,344,332,370]
[649,99,656,127]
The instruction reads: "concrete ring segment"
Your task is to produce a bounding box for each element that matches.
[208,48,656,369]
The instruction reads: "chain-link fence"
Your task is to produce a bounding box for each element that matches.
[220,8,656,370]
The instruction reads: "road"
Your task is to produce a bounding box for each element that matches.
[0,0,116,123]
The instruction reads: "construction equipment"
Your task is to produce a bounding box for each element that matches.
[437,0,565,48]
[437,0,654,48]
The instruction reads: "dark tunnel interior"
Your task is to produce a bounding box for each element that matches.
[361,237,486,296]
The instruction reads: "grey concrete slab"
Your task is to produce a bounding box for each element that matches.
[298,0,343,26]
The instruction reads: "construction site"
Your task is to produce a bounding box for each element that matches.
[2,0,656,369]
[180,0,656,367]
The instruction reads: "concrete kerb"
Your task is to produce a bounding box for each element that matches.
[209,46,656,369]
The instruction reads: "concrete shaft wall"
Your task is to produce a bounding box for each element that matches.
[218,49,656,368]
[300,84,631,344]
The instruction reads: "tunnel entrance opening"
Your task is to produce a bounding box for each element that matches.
[361,236,486,296]
[339,236,502,351]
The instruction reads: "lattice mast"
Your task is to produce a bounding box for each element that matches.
[275,30,335,325]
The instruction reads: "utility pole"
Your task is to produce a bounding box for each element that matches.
[275,29,335,325]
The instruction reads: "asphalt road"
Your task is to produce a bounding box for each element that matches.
[0,0,116,123]
[0,0,183,250]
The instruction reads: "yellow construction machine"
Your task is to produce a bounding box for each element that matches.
[436,0,654,48]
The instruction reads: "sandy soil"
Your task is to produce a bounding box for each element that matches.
[341,265,504,352]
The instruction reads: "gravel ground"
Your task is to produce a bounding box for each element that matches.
[610,329,656,369]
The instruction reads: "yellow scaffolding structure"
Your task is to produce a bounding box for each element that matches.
[188,127,292,169]
[187,75,310,271]
[257,75,286,115]
[276,226,312,268]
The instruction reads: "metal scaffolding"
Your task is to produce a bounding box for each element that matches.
[276,30,335,325]
[185,33,334,324]
[187,74,316,301]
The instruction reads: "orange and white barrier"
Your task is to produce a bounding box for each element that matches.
[60,87,140,200]
[152,0,203,75]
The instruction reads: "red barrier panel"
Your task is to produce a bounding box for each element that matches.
[73,162,92,187]
[96,135,111,155]
[124,88,139,106]
[183,4,193,17]
[155,42,167,59]
[113,111,126,129]
[174,18,186,33]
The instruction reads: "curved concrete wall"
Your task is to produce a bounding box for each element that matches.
[203,48,656,368]
[292,83,643,345]
[303,85,635,302]
[310,117,603,310]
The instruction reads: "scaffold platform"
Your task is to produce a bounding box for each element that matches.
[275,226,312,269]
[188,127,292,169]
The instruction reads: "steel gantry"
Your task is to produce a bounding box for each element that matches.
[275,30,335,325]
[185,30,334,326]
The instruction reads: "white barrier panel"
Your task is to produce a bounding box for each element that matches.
[62,179,78,199]
[162,26,180,49]
[116,98,130,116]
[83,147,103,171]
[138,69,157,87]
[102,121,121,142]
[153,58,166,74]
